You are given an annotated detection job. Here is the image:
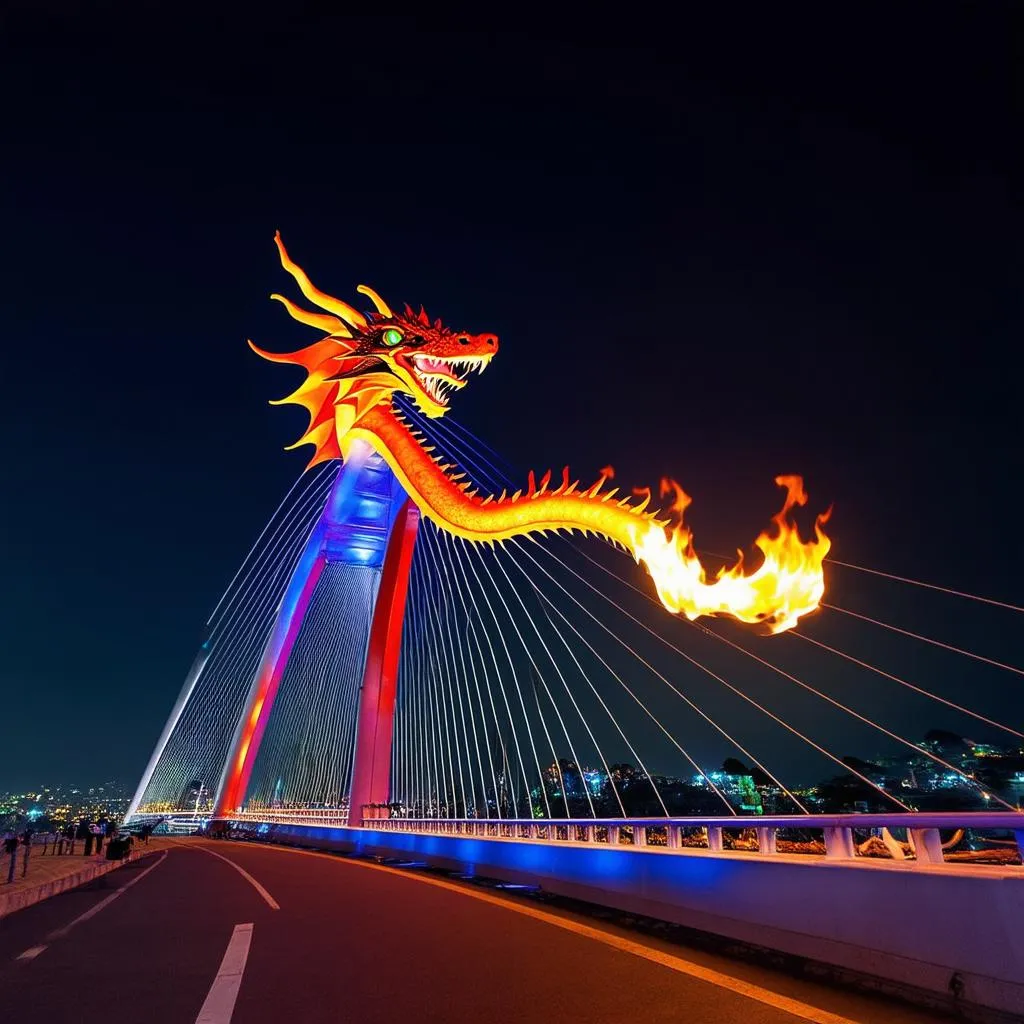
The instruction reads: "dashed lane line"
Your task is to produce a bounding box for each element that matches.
[195,922,254,1024]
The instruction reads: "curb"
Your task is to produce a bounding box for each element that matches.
[0,854,139,919]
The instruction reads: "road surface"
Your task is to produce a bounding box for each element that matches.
[0,838,948,1023]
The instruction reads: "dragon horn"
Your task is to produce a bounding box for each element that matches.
[274,231,367,329]
[357,284,393,318]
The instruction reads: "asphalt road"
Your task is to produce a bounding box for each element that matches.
[0,838,949,1023]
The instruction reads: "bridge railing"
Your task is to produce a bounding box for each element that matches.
[224,809,1024,868]
[367,813,1024,869]
[229,808,349,825]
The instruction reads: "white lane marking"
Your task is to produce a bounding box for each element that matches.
[45,851,169,942]
[195,923,254,1024]
[210,841,861,1024]
[15,945,47,960]
[183,844,279,910]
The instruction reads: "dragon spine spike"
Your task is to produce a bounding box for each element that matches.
[539,469,553,492]
[511,489,523,502]
[527,470,537,496]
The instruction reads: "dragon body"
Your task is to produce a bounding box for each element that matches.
[253,234,831,634]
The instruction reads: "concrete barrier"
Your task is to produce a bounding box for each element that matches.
[223,820,1024,1021]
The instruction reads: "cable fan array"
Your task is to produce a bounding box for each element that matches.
[136,463,338,813]
[137,395,1023,821]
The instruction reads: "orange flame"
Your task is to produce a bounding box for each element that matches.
[629,475,831,634]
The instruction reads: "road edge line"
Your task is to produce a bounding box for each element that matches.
[181,843,280,910]
[45,850,169,942]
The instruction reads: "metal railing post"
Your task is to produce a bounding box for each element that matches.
[824,827,855,859]
[756,826,777,856]
[910,828,944,866]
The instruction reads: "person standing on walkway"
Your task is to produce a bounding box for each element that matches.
[4,831,19,884]
[20,828,33,878]
[76,818,92,856]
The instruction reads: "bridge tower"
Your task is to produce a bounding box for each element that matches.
[127,440,419,827]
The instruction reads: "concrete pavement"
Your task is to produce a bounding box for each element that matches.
[0,837,956,1022]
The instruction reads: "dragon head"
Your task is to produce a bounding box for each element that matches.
[251,232,498,466]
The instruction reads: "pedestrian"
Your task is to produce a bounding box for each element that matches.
[20,828,33,878]
[90,822,103,855]
[66,824,76,855]
[4,831,19,884]
[76,818,92,856]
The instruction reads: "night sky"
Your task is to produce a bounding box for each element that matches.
[1,8,1020,790]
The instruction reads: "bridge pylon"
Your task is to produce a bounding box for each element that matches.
[131,439,419,824]
[212,441,418,818]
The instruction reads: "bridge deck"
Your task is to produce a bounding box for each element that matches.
[0,837,952,1024]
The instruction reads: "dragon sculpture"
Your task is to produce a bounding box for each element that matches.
[252,233,831,634]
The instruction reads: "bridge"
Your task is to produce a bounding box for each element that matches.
[14,253,1020,1023]
[101,414,1020,1021]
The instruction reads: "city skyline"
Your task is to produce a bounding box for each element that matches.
[7,724,1021,830]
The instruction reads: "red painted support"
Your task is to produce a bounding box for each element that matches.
[348,500,421,825]
[214,555,328,816]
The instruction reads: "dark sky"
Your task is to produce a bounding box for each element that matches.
[1,7,1020,791]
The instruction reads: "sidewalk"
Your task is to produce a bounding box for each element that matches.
[0,839,171,919]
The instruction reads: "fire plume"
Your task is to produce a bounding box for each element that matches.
[630,475,831,634]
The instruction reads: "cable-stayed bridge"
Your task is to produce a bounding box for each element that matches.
[121,400,1024,1020]
[108,242,1023,1021]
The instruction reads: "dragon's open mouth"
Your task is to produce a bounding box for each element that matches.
[401,352,492,407]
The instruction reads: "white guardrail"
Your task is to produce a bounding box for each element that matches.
[223,810,1024,868]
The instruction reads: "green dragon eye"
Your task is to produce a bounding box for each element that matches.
[382,328,404,347]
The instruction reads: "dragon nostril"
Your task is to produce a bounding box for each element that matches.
[459,336,470,345]
[487,337,495,345]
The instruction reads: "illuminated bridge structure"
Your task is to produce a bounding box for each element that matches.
[127,426,1024,1019]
